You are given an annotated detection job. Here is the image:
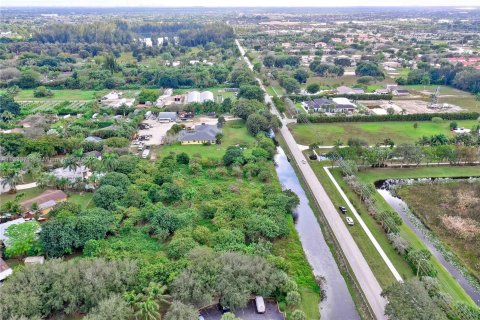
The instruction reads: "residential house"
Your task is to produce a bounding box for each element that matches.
[302,98,334,113]
[52,166,91,181]
[20,189,67,214]
[178,123,220,145]
[332,98,357,113]
[0,258,12,282]
[387,85,410,96]
[335,86,365,95]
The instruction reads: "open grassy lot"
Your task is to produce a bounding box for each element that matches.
[404,85,480,112]
[290,120,479,146]
[158,120,256,159]
[397,181,480,280]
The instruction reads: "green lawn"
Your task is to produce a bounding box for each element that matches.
[290,120,479,146]
[67,192,94,209]
[354,166,479,305]
[158,120,256,159]
[10,89,105,101]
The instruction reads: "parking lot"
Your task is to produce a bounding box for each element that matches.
[136,119,174,146]
[200,300,284,320]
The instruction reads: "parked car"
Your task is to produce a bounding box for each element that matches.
[218,304,231,314]
[198,316,205,320]
[339,206,347,214]
[346,217,354,226]
[255,296,266,314]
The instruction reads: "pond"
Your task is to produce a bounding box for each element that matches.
[376,178,480,306]
[274,147,359,319]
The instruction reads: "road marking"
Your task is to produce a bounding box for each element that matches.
[324,166,404,282]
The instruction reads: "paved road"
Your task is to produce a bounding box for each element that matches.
[236,39,388,319]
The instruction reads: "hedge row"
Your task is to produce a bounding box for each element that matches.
[304,112,480,123]
[289,93,393,102]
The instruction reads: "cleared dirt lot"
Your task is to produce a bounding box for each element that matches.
[360,99,463,114]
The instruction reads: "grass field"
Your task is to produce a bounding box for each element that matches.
[289,120,479,146]
[8,89,105,101]
[158,120,256,159]
[397,181,480,280]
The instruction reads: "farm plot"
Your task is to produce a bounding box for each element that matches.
[19,101,90,115]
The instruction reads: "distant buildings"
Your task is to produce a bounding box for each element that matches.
[100,91,135,108]
[178,123,220,145]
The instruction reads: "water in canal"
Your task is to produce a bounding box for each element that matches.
[274,147,359,319]
[377,180,480,306]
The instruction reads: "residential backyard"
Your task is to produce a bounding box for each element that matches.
[158,120,256,159]
[289,119,479,146]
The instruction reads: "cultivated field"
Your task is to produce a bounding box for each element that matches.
[290,120,479,146]
[397,181,480,280]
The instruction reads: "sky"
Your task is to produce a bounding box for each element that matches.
[2,0,480,7]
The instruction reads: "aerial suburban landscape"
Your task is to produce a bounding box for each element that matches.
[0,3,479,320]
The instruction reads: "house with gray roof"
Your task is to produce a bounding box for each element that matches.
[302,98,334,113]
[178,124,220,145]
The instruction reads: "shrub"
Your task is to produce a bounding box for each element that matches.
[167,237,198,260]
[291,310,306,320]
[286,291,301,306]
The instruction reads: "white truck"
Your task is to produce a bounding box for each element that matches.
[142,149,150,159]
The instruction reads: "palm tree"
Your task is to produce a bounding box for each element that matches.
[83,155,98,170]
[63,155,80,172]
[1,171,21,193]
[144,283,171,306]
[102,152,119,172]
[135,297,160,320]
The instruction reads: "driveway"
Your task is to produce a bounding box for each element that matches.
[200,300,284,320]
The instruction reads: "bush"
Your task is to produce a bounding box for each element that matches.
[431,117,443,123]
[303,112,479,123]
[286,291,301,306]
[33,86,53,98]
[167,237,198,260]
[291,310,306,320]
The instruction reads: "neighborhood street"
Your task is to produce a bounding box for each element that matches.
[236,39,388,319]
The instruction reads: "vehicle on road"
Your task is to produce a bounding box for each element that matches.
[346,217,354,226]
[301,159,306,164]
[339,206,347,214]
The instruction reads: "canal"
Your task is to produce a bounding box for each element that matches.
[377,179,480,306]
[274,147,359,319]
